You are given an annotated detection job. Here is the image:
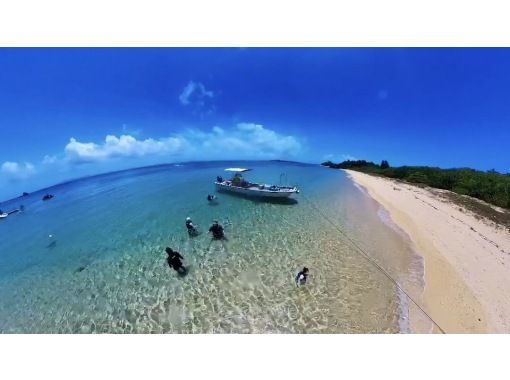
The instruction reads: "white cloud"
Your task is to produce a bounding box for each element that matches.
[1,161,36,180]
[64,134,186,163]
[323,153,357,162]
[212,126,224,135]
[4,123,304,185]
[62,123,303,164]
[42,155,58,164]
[341,153,357,161]
[233,123,302,155]
[177,123,303,159]
[179,81,214,106]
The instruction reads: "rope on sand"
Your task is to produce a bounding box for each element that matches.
[300,192,446,334]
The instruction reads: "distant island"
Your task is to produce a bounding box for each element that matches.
[322,159,510,209]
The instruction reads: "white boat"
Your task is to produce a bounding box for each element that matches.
[0,213,8,219]
[215,168,299,198]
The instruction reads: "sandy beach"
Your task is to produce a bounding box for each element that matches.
[345,169,510,333]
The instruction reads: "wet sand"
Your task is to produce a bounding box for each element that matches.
[345,170,510,333]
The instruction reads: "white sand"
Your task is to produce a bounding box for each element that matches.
[345,170,510,333]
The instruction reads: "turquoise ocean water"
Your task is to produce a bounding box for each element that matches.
[0,161,427,333]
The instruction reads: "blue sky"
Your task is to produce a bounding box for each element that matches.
[1,48,509,200]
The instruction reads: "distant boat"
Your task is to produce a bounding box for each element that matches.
[215,168,299,199]
[1,205,24,218]
[42,194,54,201]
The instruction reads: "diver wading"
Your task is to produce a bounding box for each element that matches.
[208,220,226,240]
[185,217,198,236]
[166,247,187,275]
[295,267,309,287]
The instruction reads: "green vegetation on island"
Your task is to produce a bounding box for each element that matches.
[321,160,510,209]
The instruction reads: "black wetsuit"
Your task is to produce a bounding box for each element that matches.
[186,220,196,235]
[167,251,184,272]
[295,271,308,286]
[209,224,224,239]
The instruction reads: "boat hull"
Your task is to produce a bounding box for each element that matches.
[215,182,298,198]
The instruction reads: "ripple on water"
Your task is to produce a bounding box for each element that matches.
[0,164,421,333]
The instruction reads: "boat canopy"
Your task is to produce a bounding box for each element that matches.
[224,168,251,172]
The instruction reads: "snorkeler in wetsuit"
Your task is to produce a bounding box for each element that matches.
[165,247,186,274]
[42,194,54,201]
[208,220,225,239]
[185,217,197,236]
[295,267,309,287]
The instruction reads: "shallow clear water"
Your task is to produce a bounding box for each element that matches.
[0,161,426,333]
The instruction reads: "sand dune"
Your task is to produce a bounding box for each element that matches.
[345,169,510,333]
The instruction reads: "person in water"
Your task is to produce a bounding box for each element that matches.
[47,234,57,249]
[185,217,197,236]
[208,220,225,239]
[166,247,186,274]
[295,267,309,287]
[207,194,217,202]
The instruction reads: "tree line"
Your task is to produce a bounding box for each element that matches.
[321,160,510,209]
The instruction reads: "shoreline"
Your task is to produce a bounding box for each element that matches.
[344,169,510,333]
[375,201,429,333]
